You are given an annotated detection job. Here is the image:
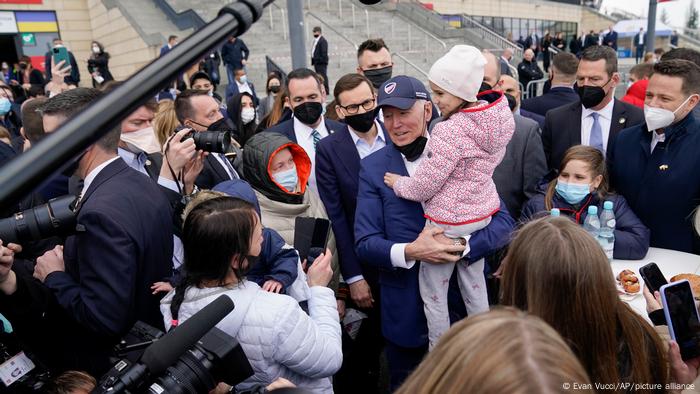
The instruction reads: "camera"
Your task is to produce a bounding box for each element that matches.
[95,321,253,393]
[0,195,77,245]
[0,332,51,393]
[175,125,231,154]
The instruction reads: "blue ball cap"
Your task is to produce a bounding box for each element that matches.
[377,75,431,110]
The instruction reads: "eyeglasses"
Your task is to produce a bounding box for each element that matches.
[337,97,375,115]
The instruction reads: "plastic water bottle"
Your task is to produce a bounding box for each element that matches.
[583,205,601,241]
[551,208,560,217]
[599,201,616,261]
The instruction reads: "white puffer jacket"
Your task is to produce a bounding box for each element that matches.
[160,281,342,393]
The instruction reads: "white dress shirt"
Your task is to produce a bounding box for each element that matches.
[237,80,253,96]
[311,36,320,57]
[293,116,329,194]
[651,130,666,153]
[581,98,615,154]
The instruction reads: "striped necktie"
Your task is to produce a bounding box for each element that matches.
[312,129,321,151]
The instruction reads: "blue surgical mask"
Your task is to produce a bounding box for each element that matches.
[555,181,591,204]
[273,166,298,192]
[0,98,10,116]
[239,75,248,84]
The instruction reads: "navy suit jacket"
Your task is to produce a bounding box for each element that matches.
[520,86,580,117]
[264,117,346,143]
[0,159,173,375]
[609,115,700,253]
[542,99,644,170]
[354,145,515,348]
[316,123,390,283]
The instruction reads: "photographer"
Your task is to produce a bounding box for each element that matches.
[0,88,173,376]
[160,196,342,393]
[174,89,242,190]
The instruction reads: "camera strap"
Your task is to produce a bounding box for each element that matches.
[164,134,185,196]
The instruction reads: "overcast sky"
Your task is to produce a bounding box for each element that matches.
[601,0,694,29]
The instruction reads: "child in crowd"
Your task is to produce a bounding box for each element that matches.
[384,45,515,348]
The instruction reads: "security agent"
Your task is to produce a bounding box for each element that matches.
[0,88,173,376]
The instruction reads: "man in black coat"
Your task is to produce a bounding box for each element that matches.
[521,52,580,117]
[0,88,173,376]
[603,25,618,50]
[221,36,250,88]
[311,26,330,94]
[634,28,646,64]
[518,48,544,98]
[542,46,644,171]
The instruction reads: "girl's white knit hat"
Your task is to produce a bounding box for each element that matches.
[428,45,486,102]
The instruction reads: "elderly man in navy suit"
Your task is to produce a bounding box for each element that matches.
[0,88,173,376]
[316,73,389,392]
[265,68,345,194]
[354,76,515,389]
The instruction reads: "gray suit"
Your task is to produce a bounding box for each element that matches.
[499,57,513,77]
[493,114,547,219]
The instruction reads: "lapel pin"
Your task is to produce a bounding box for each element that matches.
[659,164,669,171]
[619,117,626,124]
[145,160,151,166]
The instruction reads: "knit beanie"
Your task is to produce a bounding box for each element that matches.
[428,45,486,102]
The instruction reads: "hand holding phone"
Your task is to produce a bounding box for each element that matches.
[640,262,668,294]
[661,280,700,360]
[294,217,331,264]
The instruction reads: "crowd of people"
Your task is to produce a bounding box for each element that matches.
[1,23,700,394]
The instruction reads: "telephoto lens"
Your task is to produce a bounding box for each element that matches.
[191,131,231,154]
[0,195,77,244]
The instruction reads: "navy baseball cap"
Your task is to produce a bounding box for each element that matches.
[377,76,431,110]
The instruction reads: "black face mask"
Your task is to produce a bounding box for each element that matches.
[576,79,611,109]
[344,109,376,133]
[504,93,518,111]
[293,101,323,125]
[18,63,27,70]
[269,85,280,94]
[208,117,234,132]
[313,34,320,38]
[363,66,393,89]
[479,81,492,93]
[396,136,427,162]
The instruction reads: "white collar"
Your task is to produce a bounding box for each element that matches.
[582,97,615,120]
[293,116,328,138]
[348,120,386,144]
[81,156,119,197]
[236,80,248,88]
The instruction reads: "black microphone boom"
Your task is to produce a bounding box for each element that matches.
[141,294,234,374]
[0,0,273,209]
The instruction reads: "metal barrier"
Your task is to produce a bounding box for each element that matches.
[392,52,429,78]
[523,77,549,99]
[460,14,522,60]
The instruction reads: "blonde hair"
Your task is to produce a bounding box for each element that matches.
[501,217,668,390]
[153,100,180,148]
[396,308,593,394]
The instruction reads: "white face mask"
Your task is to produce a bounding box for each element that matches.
[120,127,161,154]
[92,46,100,54]
[241,107,256,124]
[644,95,697,131]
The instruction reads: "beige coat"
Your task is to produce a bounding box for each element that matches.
[255,189,340,292]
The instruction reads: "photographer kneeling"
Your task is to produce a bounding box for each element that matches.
[160,196,342,393]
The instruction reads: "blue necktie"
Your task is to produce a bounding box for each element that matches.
[589,112,604,152]
[312,129,321,151]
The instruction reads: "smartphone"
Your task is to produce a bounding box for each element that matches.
[293,217,331,263]
[661,280,700,360]
[639,262,668,294]
[52,46,70,69]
